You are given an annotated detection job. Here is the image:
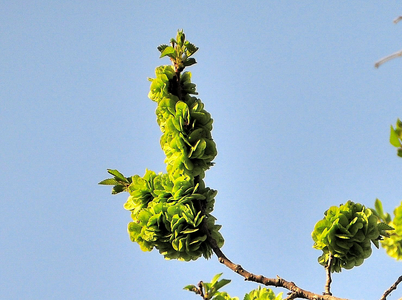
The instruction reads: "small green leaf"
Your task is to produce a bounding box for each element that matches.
[98,178,118,185]
[107,169,129,183]
[160,46,176,58]
[176,30,185,45]
[375,199,384,217]
[112,185,126,194]
[390,125,401,147]
[183,58,197,67]
[157,44,169,53]
[397,118,402,129]
[181,227,199,234]
[214,278,231,291]
[378,222,394,231]
[374,199,392,223]
[183,284,197,292]
[211,273,223,284]
[185,42,198,55]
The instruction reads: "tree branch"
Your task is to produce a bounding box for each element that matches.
[380,276,402,300]
[393,16,402,24]
[324,255,333,296]
[375,15,402,68]
[204,227,349,300]
[375,49,402,68]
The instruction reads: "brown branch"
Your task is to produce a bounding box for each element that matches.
[375,15,402,68]
[198,281,207,300]
[204,227,349,300]
[380,276,402,300]
[374,49,402,68]
[394,16,402,24]
[324,255,333,296]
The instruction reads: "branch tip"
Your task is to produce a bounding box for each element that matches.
[380,275,402,300]
[393,16,402,24]
[375,49,402,68]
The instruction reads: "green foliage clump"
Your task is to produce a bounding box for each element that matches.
[100,30,223,261]
[390,118,402,157]
[312,200,393,272]
[149,65,217,183]
[374,199,402,260]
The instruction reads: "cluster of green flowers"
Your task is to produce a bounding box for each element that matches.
[312,200,393,272]
[100,31,223,261]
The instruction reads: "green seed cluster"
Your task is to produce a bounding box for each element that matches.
[149,66,217,183]
[312,201,387,272]
[122,63,223,261]
[380,202,402,260]
[100,31,223,261]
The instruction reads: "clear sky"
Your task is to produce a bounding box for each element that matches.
[2,1,402,300]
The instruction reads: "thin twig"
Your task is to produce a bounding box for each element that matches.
[380,276,402,300]
[394,16,402,24]
[197,281,203,298]
[324,255,333,296]
[375,49,402,68]
[202,223,349,300]
[375,15,402,68]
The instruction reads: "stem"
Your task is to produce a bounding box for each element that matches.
[380,275,402,300]
[374,49,402,68]
[203,228,349,300]
[394,16,402,24]
[198,281,207,300]
[324,255,333,296]
[189,281,208,300]
[168,70,182,101]
[375,15,402,68]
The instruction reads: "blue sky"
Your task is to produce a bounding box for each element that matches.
[2,1,402,299]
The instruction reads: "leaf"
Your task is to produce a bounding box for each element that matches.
[374,199,392,223]
[181,228,199,234]
[190,235,207,244]
[211,273,223,284]
[183,284,197,292]
[157,44,169,53]
[160,46,176,58]
[184,42,199,56]
[112,184,126,194]
[176,30,185,45]
[378,222,394,231]
[397,118,402,129]
[98,178,118,185]
[107,169,129,183]
[375,199,384,218]
[214,279,231,291]
[390,125,401,147]
[183,58,197,67]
